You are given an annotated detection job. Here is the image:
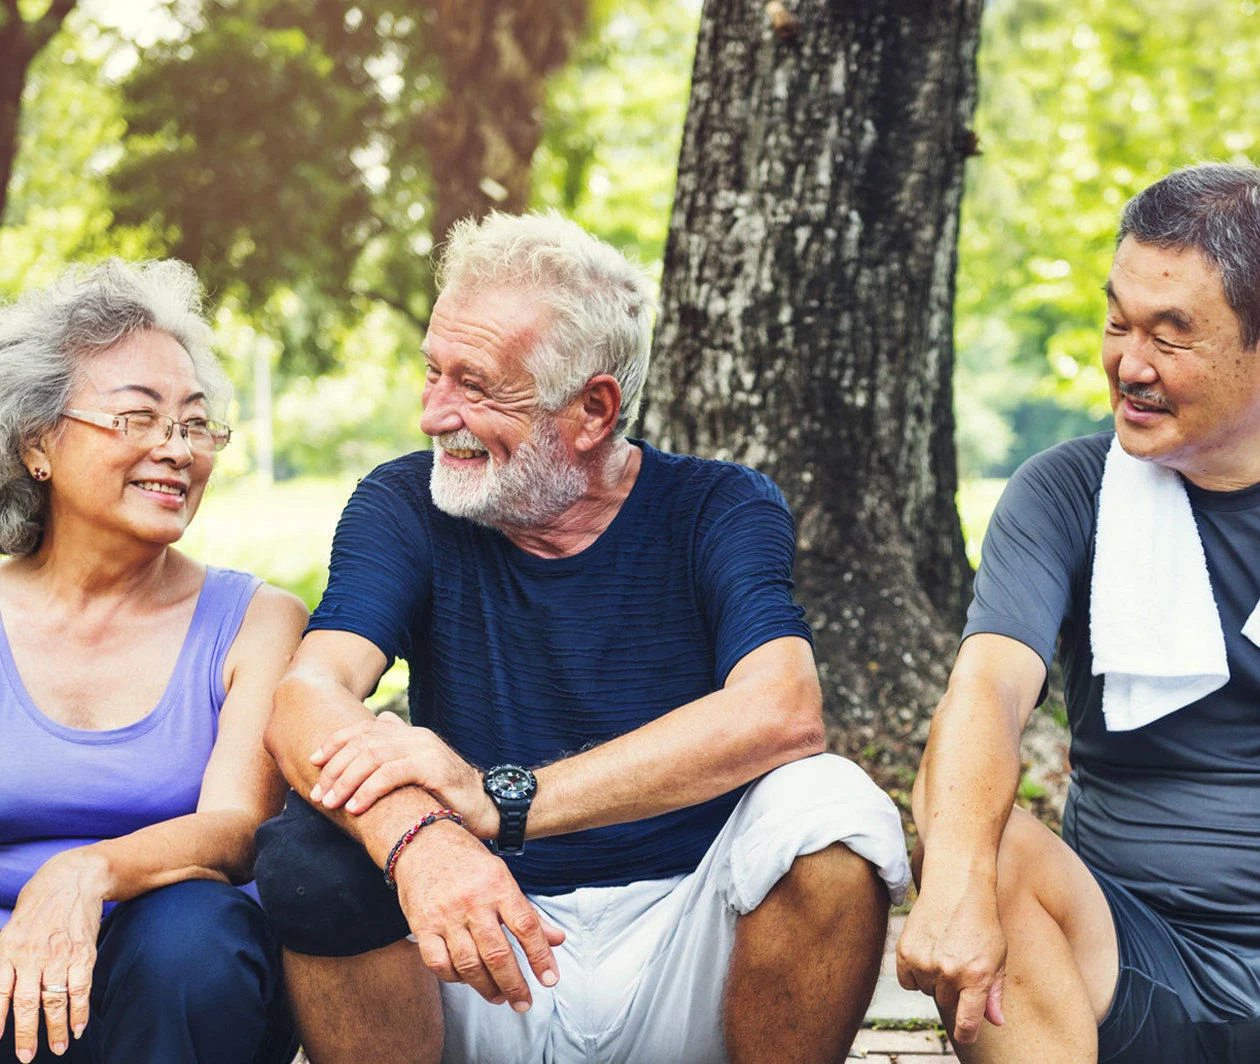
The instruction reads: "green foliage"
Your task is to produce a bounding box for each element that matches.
[957,0,1260,473]
[532,0,697,268]
[111,2,423,321]
[0,15,160,298]
[14,0,1259,487]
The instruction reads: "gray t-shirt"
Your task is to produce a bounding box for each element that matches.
[964,432,1260,1008]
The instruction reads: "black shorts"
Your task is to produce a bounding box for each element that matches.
[1091,866,1260,1063]
[254,792,412,957]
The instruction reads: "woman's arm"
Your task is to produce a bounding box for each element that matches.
[0,582,307,1057]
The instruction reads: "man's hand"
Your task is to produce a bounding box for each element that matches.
[393,822,564,1011]
[309,713,499,838]
[895,874,1006,1045]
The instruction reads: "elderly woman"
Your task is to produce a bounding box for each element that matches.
[0,261,305,1064]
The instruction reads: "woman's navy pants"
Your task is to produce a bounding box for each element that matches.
[0,880,295,1064]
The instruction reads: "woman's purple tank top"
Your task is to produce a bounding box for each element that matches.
[0,566,261,927]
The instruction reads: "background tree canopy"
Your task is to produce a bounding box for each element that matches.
[5,0,1256,483]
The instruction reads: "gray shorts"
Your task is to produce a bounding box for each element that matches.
[1091,866,1260,1063]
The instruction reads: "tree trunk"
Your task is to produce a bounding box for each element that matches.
[423,0,586,241]
[645,0,983,790]
[0,0,78,226]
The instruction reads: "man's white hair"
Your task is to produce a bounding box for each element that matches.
[436,211,657,437]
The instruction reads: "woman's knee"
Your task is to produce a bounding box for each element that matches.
[100,881,280,1006]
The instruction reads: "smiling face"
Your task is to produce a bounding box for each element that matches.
[420,286,588,527]
[30,329,215,548]
[1103,237,1260,486]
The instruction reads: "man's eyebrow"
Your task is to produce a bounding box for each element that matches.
[1101,282,1195,332]
[1153,307,1195,332]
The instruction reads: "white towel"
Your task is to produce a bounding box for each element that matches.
[1091,436,1243,731]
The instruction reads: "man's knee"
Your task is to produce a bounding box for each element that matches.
[740,752,864,816]
[254,796,411,957]
[735,751,912,912]
[918,806,1052,916]
[993,806,1059,914]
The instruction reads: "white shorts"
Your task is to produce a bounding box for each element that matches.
[436,754,909,1064]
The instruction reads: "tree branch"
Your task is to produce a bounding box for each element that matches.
[354,287,429,333]
[0,0,22,47]
[27,0,77,54]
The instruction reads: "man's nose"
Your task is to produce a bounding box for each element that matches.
[1116,336,1160,386]
[420,378,462,437]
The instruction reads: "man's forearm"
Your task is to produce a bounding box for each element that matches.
[267,670,455,867]
[528,659,823,839]
[913,675,1024,880]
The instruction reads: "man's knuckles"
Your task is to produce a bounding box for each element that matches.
[451,953,485,976]
[479,942,516,969]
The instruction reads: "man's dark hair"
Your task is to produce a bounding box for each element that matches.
[1118,162,1260,348]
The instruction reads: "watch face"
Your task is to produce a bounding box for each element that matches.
[486,765,536,800]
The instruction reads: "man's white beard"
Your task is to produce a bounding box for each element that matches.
[430,418,589,528]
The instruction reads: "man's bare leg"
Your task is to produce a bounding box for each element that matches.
[724,842,888,1064]
[283,939,443,1064]
[930,808,1119,1064]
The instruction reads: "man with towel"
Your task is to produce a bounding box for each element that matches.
[897,162,1260,1063]
[252,211,909,1064]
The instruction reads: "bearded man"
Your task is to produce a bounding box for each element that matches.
[254,212,909,1064]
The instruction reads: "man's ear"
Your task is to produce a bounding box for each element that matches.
[573,375,623,453]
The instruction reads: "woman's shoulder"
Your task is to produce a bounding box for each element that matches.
[217,576,307,688]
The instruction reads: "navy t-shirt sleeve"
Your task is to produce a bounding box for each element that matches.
[695,476,812,686]
[962,446,1095,673]
[307,474,432,663]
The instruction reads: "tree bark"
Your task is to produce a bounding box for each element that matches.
[645,0,983,788]
[0,0,77,225]
[423,0,586,241]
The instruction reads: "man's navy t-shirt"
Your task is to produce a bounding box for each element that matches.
[309,441,813,895]
[963,432,1260,1012]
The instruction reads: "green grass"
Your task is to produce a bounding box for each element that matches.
[182,473,355,607]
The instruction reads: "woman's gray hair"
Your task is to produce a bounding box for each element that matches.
[436,211,657,437]
[1118,162,1260,348]
[0,258,227,556]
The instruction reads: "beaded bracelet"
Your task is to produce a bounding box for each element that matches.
[384,809,464,890]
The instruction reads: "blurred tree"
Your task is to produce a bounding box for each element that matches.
[0,14,161,297]
[532,0,698,268]
[111,0,586,340]
[646,0,983,781]
[0,0,78,224]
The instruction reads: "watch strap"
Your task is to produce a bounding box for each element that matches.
[493,797,529,856]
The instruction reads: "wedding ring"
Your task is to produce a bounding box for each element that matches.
[41,983,68,994]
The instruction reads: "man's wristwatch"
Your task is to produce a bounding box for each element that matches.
[483,764,537,856]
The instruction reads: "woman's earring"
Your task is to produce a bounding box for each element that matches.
[30,468,49,481]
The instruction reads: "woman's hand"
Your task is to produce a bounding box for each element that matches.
[0,848,108,1060]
